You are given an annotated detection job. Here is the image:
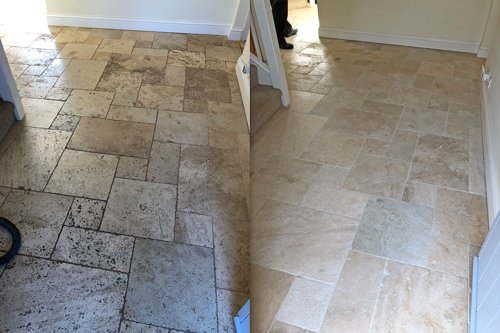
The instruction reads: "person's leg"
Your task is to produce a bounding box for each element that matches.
[270,0,291,48]
[285,20,298,37]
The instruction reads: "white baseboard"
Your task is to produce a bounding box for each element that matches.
[319,27,481,54]
[481,81,500,228]
[235,57,250,129]
[477,47,490,59]
[47,15,230,35]
[228,27,244,41]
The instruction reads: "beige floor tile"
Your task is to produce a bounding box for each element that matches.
[100,178,177,240]
[287,72,322,92]
[276,277,334,332]
[371,261,468,333]
[24,65,47,75]
[398,107,447,135]
[418,61,454,77]
[57,43,98,59]
[55,59,107,90]
[448,102,482,128]
[409,134,469,191]
[97,38,134,54]
[206,45,241,62]
[83,28,123,39]
[445,124,470,140]
[387,129,419,161]
[320,251,386,333]
[2,32,40,47]
[469,127,486,195]
[152,32,188,50]
[15,74,58,98]
[136,84,184,111]
[252,200,358,284]
[185,67,231,103]
[8,63,28,79]
[0,128,71,191]
[43,58,72,77]
[155,111,208,145]
[60,90,114,118]
[360,100,404,116]
[310,88,367,117]
[106,53,167,73]
[343,154,410,199]
[54,29,90,43]
[6,47,58,66]
[116,156,148,181]
[361,138,389,156]
[288,90,324,114]
[164,65,186,87]
[65,198,106,230]
[49,114,79,132]
[68,117,154,158]
[22,98,63,128]
[147,141,180,184]
[106,105,157,124]
[97,69,143,94]
[323,108,399,142]
[402,181,438,208]
[174,212,213,248]
[45,149,118,200]
[131,47,168,57]
[121,30,155,42]
[208,101,248,133]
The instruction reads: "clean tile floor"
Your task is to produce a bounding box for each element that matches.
[0,26,249,333]
[251,1,489,332]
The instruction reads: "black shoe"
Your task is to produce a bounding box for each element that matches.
[279,43,294,50]
[285,28,298,37]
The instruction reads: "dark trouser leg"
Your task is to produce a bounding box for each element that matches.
[270,0,288,45]
[285,20,293,35]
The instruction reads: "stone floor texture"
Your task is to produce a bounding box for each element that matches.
[250,0,489,332]
[0,25,249,333]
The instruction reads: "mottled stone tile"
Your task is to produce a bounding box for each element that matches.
[213,217,250,292]
[409,134,469,191]
[344,154,410,199]
[323,108,399,141]
[0,256,127,332]
[361,138,389,156]
[49,114,79,132]
[100,178,176,240]
[288,72,322,92]
[120,321,169,333]
[55,59,107,90]
[470,127,486,195]
[208,101,248,133]
[121,31,155,42]
[147,141,180,184]
[6,47,58,66]
[24,65,47,75]
[175,212,213,248]
[428,99,450,111]
[167,50,205,68]
[2,32,39,47]
[53,227,134,272]
[314,164,350,187]
[164,65,186,86]
[97,38,135,54]
[116,156,148,181]
[300,130,364,167]
[65,198,106,230]
[301,182,370,219]
[398,107,447,135]
[387,129,419,161]
[61,89,114,118]
[57,43,98,59]
[353,198,433,266]
[112,92,139,106]
[16,74,57,98]
[97,69,143,94]
[320,251,386,333]
[206,46,241,62]
[54,29,90,43]
[187,34,226,46]
[0,128,70,190]
[124,239,216,332]
[178,145,247,220]
[402,181,437,208]
[8,63,28,79]
[43,58,72,77]
[155,111,208,145]
[68,117,154,158]
[46,150,118,200]
[22,98,63,128]
[83,28,123,39]
[136,84,184,111]
[445,124,470,140]
[152,32,188,50]
[216,289,248,333]
[45,86,72,100]
[276,277,334,332]
[0,190,72,257]
[132,47,168,57]
[184,98,208,113]
[106,53,166,73]
[371,261,468,333]
[288,90,324,114]
[106,105,157,124]
[359,100,403,116]
[252,200,358,284]
[185,67,231,103]
[0,187,10,207]
[428,188,488,277]
[448,102,481,128]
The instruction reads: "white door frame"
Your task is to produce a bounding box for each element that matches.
[0,40,24,120]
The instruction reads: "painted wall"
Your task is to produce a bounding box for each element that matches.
[318,0,492,53]
[45,0,248,37]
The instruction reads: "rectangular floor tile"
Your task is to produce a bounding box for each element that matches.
[60,89,114,118]
[154,111,208,145]
[68,117,154,158]
[22,98,64,128]
[16,74,58,98]
[65,198,106,230]
[185,68,231,103]
[53,226,134,272]
[55,59,107,90]
[136,84,184,111]
[147,141,180,184]
[100,178,176,241]
[124,239,217,332]
[106,105,157,124]
[175,212,213,248]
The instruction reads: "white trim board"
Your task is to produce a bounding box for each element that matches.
[47,15,230,35]
[235,57,250,129]
[229,27,245,41]
[319,27,481,54]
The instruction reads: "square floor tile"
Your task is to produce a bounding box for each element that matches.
[22,98,64,128]
[45,150,118,200]
[65,198,106,230]
[175,212,213,248]
[53,226,134,272]
[68,117,154,158]
[343,154,410,199]
[185,68,231,103]
[353,198,433,266]
[0,190,72,257]
[50,114,80,132]
[0,128,71,191]
[60,90,114,118]
[409,134,469,191]
[0,256,127,332]
[136,84,184,111]
[55,59,107,90]
[117,156,148,181]
[100,178,176,241]
[154,111,208,145]
[370,261,468,333]
[147,141,180,184]
[124,239,217,332]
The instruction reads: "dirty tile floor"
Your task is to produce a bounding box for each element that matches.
[0,26,249,333]
[251,0,489,332]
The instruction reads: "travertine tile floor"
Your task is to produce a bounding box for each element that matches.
[0,26,249,333]
[251,1,489,332]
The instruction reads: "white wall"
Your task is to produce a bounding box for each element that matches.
[318,0,492,53]
[45,0,248,37]
[483,16,500,226]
